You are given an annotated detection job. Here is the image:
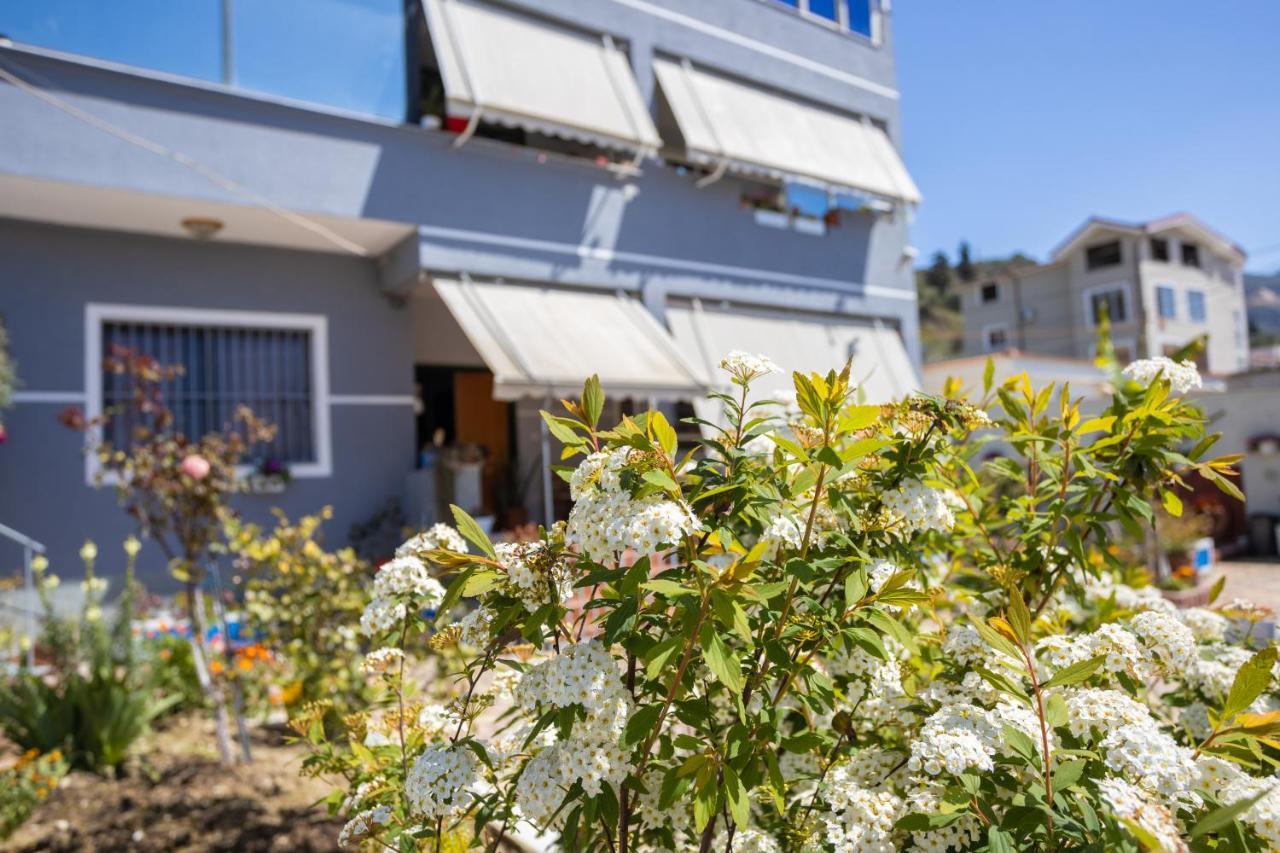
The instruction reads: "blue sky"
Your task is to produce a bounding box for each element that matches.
[893,2,1280,273]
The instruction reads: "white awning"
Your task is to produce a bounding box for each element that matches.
[433,278,705,401]
[422,0,661,155]
[653,57,921,205]
[666,300,920,408]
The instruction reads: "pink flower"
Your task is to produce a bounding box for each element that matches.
[181,454,211,480]
[0,424,7,445]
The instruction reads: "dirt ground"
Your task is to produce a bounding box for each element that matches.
[4,715,345,852]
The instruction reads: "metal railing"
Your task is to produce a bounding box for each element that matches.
[0,521,45,669]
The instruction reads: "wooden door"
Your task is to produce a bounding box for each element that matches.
[452,371,510,514]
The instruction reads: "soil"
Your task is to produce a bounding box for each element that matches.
[4,715,345,852]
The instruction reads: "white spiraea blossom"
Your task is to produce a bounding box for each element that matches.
[396,523,468,557]
[338,804,393,848]
[456,604,495,649]
[1097,777,1188,853]
[1127,610,1197,673]
[405,744,481,819]
[819,766,904,852]
[908,703,1001,777]
[882,479,958,535]
[1122,356,1202,394]
[719,350,780,383]
[360,554,446,637]
[361,646,405,674]
[1179,607,1230,643]
[493,540,574,612]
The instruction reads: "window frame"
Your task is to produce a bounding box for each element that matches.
[84,303,332,485]
[1084,240,1123,271]
[1156,284,1177,320]
[761,0,879,42]
[1082,282,1130,327]
[981,323,1011,354]
[1187,289,1208,323]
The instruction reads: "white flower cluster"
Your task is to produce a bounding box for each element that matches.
[820,766,904,852]
[1122,356,1202,394]
[867,559,900,593]
[882,479,957,535]
[1127,610,1196,673]
[908,703,1000,776]
[713,827,782,852]
[515,642,633,824]
[1198,758,1280,850]
[719,350,779,382]
[1185,643,1254,702]
[456,604,495,649]
[942,625,998,670]
[361,647,404,675]
[566,448,701,561]
[360,555,446,636]
[1100,723,1198,804]
[1179,607,1230,642]
[1097,778,1188,853]
[1082,579,1175,614]
[1036,623,1152,681]
[417,703,457,740]
[337,804,392,848]
[762,513,803,551]
[493,540,574,612]
[827,641,907,726]
[396,523,468,557]
[1063,688,1153,740]
[404,744,480,819]
[904,783,984,852]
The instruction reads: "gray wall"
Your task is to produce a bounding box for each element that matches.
[0,219,415,587]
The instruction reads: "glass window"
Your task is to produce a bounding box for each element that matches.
[807,0,840,21]
[1157,286,1177,319]
[1150,238,1170,262]
[101,320,317,464]
[980,282,1000,304]
[845,0,874,36]
[1089,288,1127,325]
[1085,240,1123,271]
[232,0,407,120]
[1188,290,1207,322]
[983,326,1009,353]
[1181,242,1201,267]
[1,0,223,81]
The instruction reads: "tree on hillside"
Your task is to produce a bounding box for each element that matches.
[956,240,976,282]
[924,250,951,295]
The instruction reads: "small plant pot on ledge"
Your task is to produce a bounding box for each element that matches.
[1160,571,1220,608]
[245,473,289,495]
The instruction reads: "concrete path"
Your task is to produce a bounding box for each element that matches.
[1218,559,1280,612]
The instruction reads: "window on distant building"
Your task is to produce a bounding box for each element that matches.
[1157,285,1177,319]
[980,282,1000,304]
[1188,290,1207,322]
[1087,285,1128,326]
[1181,242,1201,268]
[87,306,330,479]
[1085,240,1123,271]
[982,324,1010,354]
[768,0,875,38]
[1150,238,1170,262]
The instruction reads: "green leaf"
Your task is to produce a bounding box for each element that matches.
[641,468,680,494]
[974,666,1031,704]
[449,504,495,559]
[693,776,717,830]
[582,375,604,428]
[645,634,684,681]
[1161,489,1184,518]
[1002,724,1039,766]
[723,766,750,828]
[1223,646,1277,720]
[1007,590,1032,645]
[539,410,586,447]
[815,446,843,468]
[700,623,743,693]
[1190,787,1273,838]
[983,357,995,394]
[844,569,869,610]
[641,579,695,598]
[650,410,677,456]
[970,617,1023,662]
[1051,758,1086,791]
[987,827,1015,853]
[1041,655,1107,690]
[1208,574,1227,605]
[624,703,662,746]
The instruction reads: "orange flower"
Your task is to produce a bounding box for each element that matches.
[210,659,224,675]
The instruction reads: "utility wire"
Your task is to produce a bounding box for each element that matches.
[0,54,371,258]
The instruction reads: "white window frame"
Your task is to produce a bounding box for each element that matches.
[83,303,332,485]
[760,0,881,43]
[981,323,1011,354]
[1155,283,1178,320]
[1081,282,1130,328]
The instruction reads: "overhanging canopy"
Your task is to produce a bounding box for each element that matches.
[653,57,921,205]
[666,300,920,406]
[422,0,661,155]
[433,277,705,401]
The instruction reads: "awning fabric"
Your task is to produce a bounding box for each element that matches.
[433,278,705,401]
[666,300,920,408]
[653,57,921,205]
[422,0,661,155]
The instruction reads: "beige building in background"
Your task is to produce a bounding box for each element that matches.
[959,213,1249,375]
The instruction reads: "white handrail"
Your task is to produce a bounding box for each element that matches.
[0,522,44,669]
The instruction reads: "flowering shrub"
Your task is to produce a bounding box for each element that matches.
[0,749,67,840]
[304,354,1272,851]
[0,315,15,443]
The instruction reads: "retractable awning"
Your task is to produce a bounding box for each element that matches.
[653,57,921,205]
[422,0,661,155]
[433,277,705,401]
[666,300,920,407]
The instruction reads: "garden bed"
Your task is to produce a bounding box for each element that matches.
[4,715,343,852]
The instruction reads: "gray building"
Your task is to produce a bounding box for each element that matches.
[0,0,921,582]
[959,214,1249,375]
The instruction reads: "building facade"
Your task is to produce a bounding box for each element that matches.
[959,214,1249,375]
[0,0,922,582]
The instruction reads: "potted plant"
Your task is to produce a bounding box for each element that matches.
[246,456,290,494]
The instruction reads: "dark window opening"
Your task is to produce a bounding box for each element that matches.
[1181,242,1201,268]
[1157,286,1177,319]
[1150,238,1170,261]
[1090,288,1128,325]
[1085,240,1122,270]
[980,282,1000,304]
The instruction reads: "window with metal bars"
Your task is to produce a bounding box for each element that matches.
[100,320,316,463]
